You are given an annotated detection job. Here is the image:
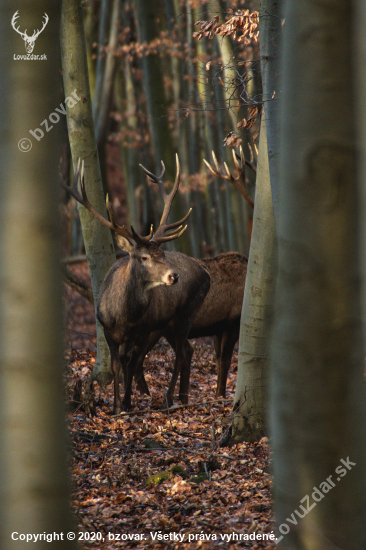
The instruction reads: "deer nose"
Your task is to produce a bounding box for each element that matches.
[169,272,179,285]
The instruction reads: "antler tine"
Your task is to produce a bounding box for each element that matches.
[80,166,154,244]
[212,151,221,174]
[203,158,217,176]
[204,149,254,209]
[155,154,180,226]
[224,162,232,181]
[139,160,166,198]
[232,147,241,172]
[237,145,257,175]
[131,224,154,245]
[156,223,188,243]
[230,147,254,208]
[140,154,191,244]
[204,151,230,181]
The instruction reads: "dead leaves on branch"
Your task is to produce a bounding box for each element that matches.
[236,105,260,143]
[193,10,259,45]
[223,132,242,148]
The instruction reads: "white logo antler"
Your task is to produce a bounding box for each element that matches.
[11,11,49,54]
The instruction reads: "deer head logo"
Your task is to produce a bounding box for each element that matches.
[11,11,49,54]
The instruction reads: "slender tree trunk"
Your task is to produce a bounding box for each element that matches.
[229,117,276,443]
[118,61,140,230]
[134,0,175,177]
[209,0,239,131]
[270,1,366,547]
[93,0,120,148]
[259,0,283,220]
[134,0,186,251]
[0,2,77,545]
[61,0,116,385]
[228,0,281,442]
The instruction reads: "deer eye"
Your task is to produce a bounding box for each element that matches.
[141,255,149,262]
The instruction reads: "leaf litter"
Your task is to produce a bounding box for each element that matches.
[64,268,275,549]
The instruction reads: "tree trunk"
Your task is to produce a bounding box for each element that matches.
[134,0,189,252]
[229,117,276,443]
[228,0,281,443]
[259,0,283,220]
[61,0,116,385]
[93,0,120,148]
[209,0,239,132]
[134,0,176,178]
[354,0,366,346]
[0,2,77,545]
[270,1,366,547]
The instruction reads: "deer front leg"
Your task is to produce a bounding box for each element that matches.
[122,341,151,411]
[105,335,123,415]
[163,331,192,408]
[120,341,150,396]
[133,330,162,395]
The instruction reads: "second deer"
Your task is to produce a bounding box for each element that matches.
[128,147,254,401]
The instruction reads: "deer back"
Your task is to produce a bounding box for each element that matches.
[189,252,247,337]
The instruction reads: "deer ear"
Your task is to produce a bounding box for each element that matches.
[115,235,135,253]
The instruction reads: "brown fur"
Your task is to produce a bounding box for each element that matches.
[133,252,248,399]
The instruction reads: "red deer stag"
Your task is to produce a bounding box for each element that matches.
[62,157,210,413]
[129,147,254,400]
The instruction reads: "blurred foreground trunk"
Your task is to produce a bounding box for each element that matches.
[270,1,366,546]
[0,2,77,546]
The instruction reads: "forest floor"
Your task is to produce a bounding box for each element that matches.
[64,263,276,549]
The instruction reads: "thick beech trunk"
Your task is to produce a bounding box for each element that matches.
[270,1,366,547]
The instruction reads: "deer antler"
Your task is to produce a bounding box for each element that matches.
[204,147,254,209]
[33,13,49,40]
[11,11,26,39]
[60,159,153,245]
[139,154,192,244]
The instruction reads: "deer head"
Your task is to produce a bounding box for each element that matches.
[11,11,49,54]
[60,157,191,288]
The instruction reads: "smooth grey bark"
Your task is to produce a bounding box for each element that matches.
[230,117,276,443]
[209,0,239,132]
[259,0,283,221]
[0,2,77,546]
[61,0,116,385]
[270,1,366,547]
[229,1,281,443]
